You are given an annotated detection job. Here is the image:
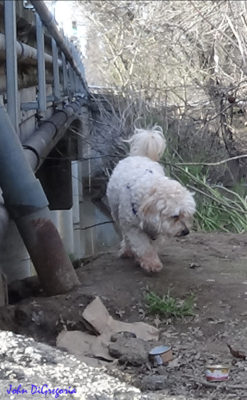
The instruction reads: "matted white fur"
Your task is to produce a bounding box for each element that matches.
[107,127,196,273]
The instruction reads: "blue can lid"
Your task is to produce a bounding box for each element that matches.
[149,345,171,355]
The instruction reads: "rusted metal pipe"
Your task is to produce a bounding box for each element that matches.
[23,96,88,170]
[0,96,87,250]
[0,102,80,295]
[16,211,80,295]
[0,33,59,66]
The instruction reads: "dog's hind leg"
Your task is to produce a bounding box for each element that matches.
[124,228,163,272]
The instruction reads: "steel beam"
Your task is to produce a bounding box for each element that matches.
[62,52,68,96]
[36,13,47,113]
[4,1,18,132]
[52,38,60,101]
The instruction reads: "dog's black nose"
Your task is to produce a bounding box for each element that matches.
[181,228,189,236]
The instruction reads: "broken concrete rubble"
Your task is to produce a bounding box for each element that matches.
[81,296,159,340]
[108,336,152,366]
[0,330,171,400]
[56,296,159,365]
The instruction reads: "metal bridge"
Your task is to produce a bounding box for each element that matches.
[0,0,91,298]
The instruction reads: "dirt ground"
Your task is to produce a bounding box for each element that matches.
[2,232,247,399]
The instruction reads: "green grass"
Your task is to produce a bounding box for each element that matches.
[159,138,247,233]
[194,192,247,233]
[163,161,247,233]
[146,291,195,318]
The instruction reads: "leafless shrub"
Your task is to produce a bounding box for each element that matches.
[78,0,247,184]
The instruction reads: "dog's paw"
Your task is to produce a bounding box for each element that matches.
[138,256,163,273]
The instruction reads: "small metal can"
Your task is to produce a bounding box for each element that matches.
[149,345,173,365]
[205,364,230,381]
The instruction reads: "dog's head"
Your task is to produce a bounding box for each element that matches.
[139,178,196,239]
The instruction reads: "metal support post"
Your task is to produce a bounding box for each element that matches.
[36,13,47,113]
[72,70,77,94]
[76,73,79,94]
[58,210,74,256]
[62,52,68,96]
[72,161,80,224]
[68,66,74,99]
[52,38,60,101]
[30,0,88,92]
[4,1,18,132]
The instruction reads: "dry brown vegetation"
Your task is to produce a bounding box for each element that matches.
[81,1,247,180]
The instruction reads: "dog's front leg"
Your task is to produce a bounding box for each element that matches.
[119,237,134,258]
[124,228,163,272]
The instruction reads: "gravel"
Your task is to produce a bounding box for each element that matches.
[0,331,172,400]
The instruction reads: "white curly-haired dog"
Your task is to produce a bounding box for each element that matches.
[106,126,196,273]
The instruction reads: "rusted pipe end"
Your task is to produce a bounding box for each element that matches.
[18,216,80,296]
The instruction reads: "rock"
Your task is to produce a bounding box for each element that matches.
[141,375,167,391]
[108,337,152,366]
[8,275,42,303]
[111,331,137,342]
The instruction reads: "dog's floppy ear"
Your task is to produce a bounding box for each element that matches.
[139,188,169,216]
[139,188,163,240]
[142,221,159,240]
[139,188,158,216]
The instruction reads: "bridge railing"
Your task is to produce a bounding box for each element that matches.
[3,0,88,133]
[0,0,89,294]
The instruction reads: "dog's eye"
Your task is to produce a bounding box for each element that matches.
[172,215,180,221]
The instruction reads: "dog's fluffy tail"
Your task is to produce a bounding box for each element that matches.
[128,126,166,161]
